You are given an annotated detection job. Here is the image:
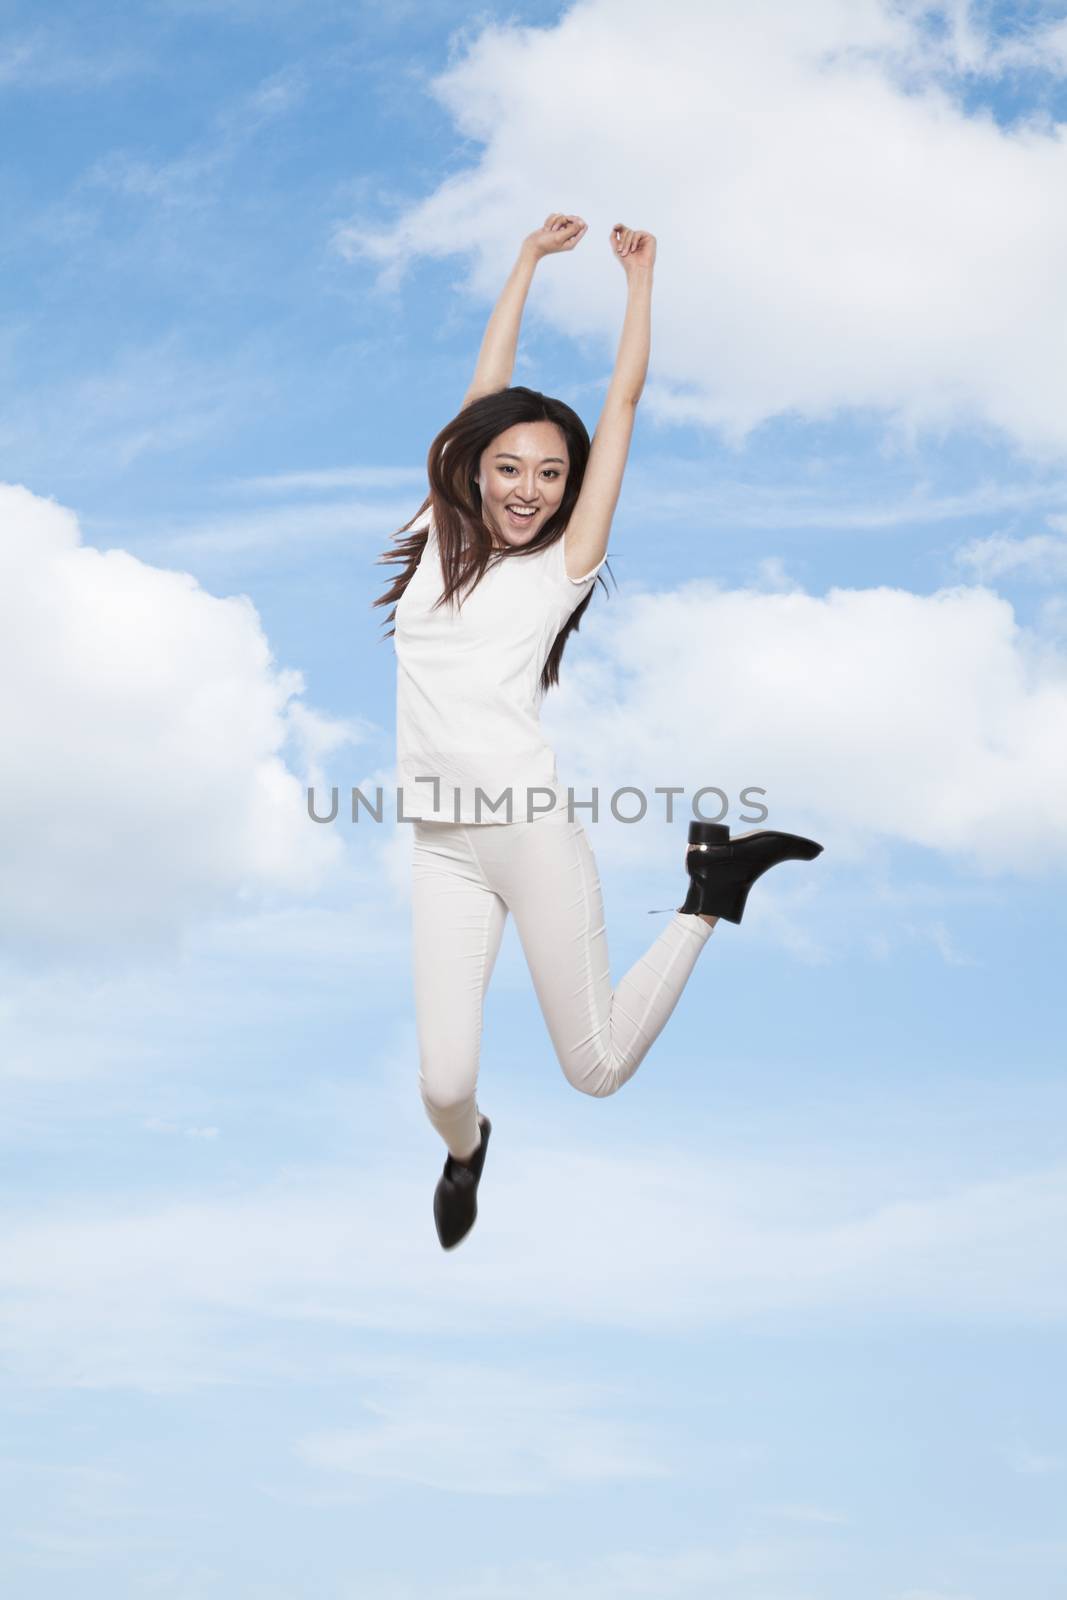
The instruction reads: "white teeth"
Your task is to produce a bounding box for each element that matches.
[507,506,536,517]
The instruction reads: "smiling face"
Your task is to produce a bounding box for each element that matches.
[475,421,571,549]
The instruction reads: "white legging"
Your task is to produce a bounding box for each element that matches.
[410,796,716,1160]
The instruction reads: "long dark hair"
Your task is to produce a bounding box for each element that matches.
[373,386,612,695]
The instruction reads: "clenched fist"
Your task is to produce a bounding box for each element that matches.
[524,213,588,259]
[612,223,656,273]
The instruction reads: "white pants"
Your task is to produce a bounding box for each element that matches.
[410,797,716,1160]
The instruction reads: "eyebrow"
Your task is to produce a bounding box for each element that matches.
[494,452,567,465]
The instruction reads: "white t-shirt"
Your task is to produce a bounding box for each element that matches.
[394,507,606,823]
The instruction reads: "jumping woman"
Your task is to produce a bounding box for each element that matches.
[375,213,823,1251]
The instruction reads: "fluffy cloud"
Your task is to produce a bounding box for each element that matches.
[544,570,1067,871]
[0,481,356,967]
[341,0,1067,458]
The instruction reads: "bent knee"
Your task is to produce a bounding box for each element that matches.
[563,1055,624,1098]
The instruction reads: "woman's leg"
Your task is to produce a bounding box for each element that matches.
[466,810,715,1098]
[410,822,508,1159]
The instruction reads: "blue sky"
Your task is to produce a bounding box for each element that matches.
[2,1,1066,1596]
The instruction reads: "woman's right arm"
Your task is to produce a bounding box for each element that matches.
[461,213,588,408]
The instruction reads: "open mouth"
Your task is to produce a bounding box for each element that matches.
[505,504,539,526]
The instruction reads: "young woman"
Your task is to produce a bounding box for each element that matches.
[375,213,823,1251]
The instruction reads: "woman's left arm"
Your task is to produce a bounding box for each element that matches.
[462,213,588,407]
[563,224,655,581]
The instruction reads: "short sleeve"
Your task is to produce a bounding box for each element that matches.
[553,531,606,591]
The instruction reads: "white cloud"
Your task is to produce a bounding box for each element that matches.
[0,481,357,967]
[544,573,1067,872]
[2,1137,1065,1393]
[955,523,1067,582]
[6,467,1064,997]
[340,0,1067,459]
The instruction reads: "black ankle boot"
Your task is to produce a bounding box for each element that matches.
[676,821,824,923]
[434,1114,492,1250]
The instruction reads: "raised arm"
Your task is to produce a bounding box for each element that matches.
[563,224,656,582]
[462,213,588,408]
